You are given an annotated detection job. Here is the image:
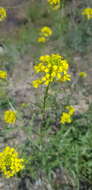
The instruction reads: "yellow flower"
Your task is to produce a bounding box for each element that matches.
[82,8,92,19]
[60,112,72,124]
[48,0,60,10]
[4,110,16,124]
[39,55,50,62]
[37,36,47,43]
[0,70,7,79]
[51,72,56,77]
[0,146,24,178]
[44,79,51,85]
[53,65,58,71]
[32,54,71,88]
[44,68,49,72]
[32,79,42,88]
[37,26,52,43]
[57,73,61,79]
[66,106,75,116]
[78,72,87,78]
[40,26,53,37]
[0,7,7,21]
[60,105,75,124]
[60,72,71,82]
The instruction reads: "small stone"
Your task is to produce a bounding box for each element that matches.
[0,45,6,55]
[0,182,4,188]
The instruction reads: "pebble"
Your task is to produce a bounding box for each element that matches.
[0,45,5,55]
[0,181,4,189]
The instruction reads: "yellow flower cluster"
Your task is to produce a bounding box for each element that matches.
[60,112,72,124]
[0,146,24,178]
[37,26,53,43]
[48,0,60,10]
[66,106,75,115]
[4,110,16,124]
[40,26,52,37]
[0,70,7,79]
[78,72,87,78]
[0,7,7,21]
[82,8,92,19]
[37,36,47,43]
[32,54,71,88]
[60,106,75,124]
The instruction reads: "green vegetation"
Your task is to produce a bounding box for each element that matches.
[0,0,92,189]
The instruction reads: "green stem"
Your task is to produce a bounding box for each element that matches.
[39,83,50,149]
[42,83,50,125]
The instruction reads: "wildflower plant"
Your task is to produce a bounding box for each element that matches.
[32,53,71,88]
[32,53,71,123]
[82,8,92,19]
[37,26,53,43]
[0,0,91,189]
[37,36,47,43]
[48,0,60,10]
[40,26,52,37]
[0,70,7,79]
[4,110,16,124]
[66,105,75,115]
[60,106,75,124]
[78,72,87,78]
[0,146,24,178]
[0,7,7,21]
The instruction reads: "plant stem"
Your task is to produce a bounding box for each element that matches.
[42,83,50,125]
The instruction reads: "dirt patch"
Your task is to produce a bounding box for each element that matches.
[0,0,30,35]
[0,0,28,7]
